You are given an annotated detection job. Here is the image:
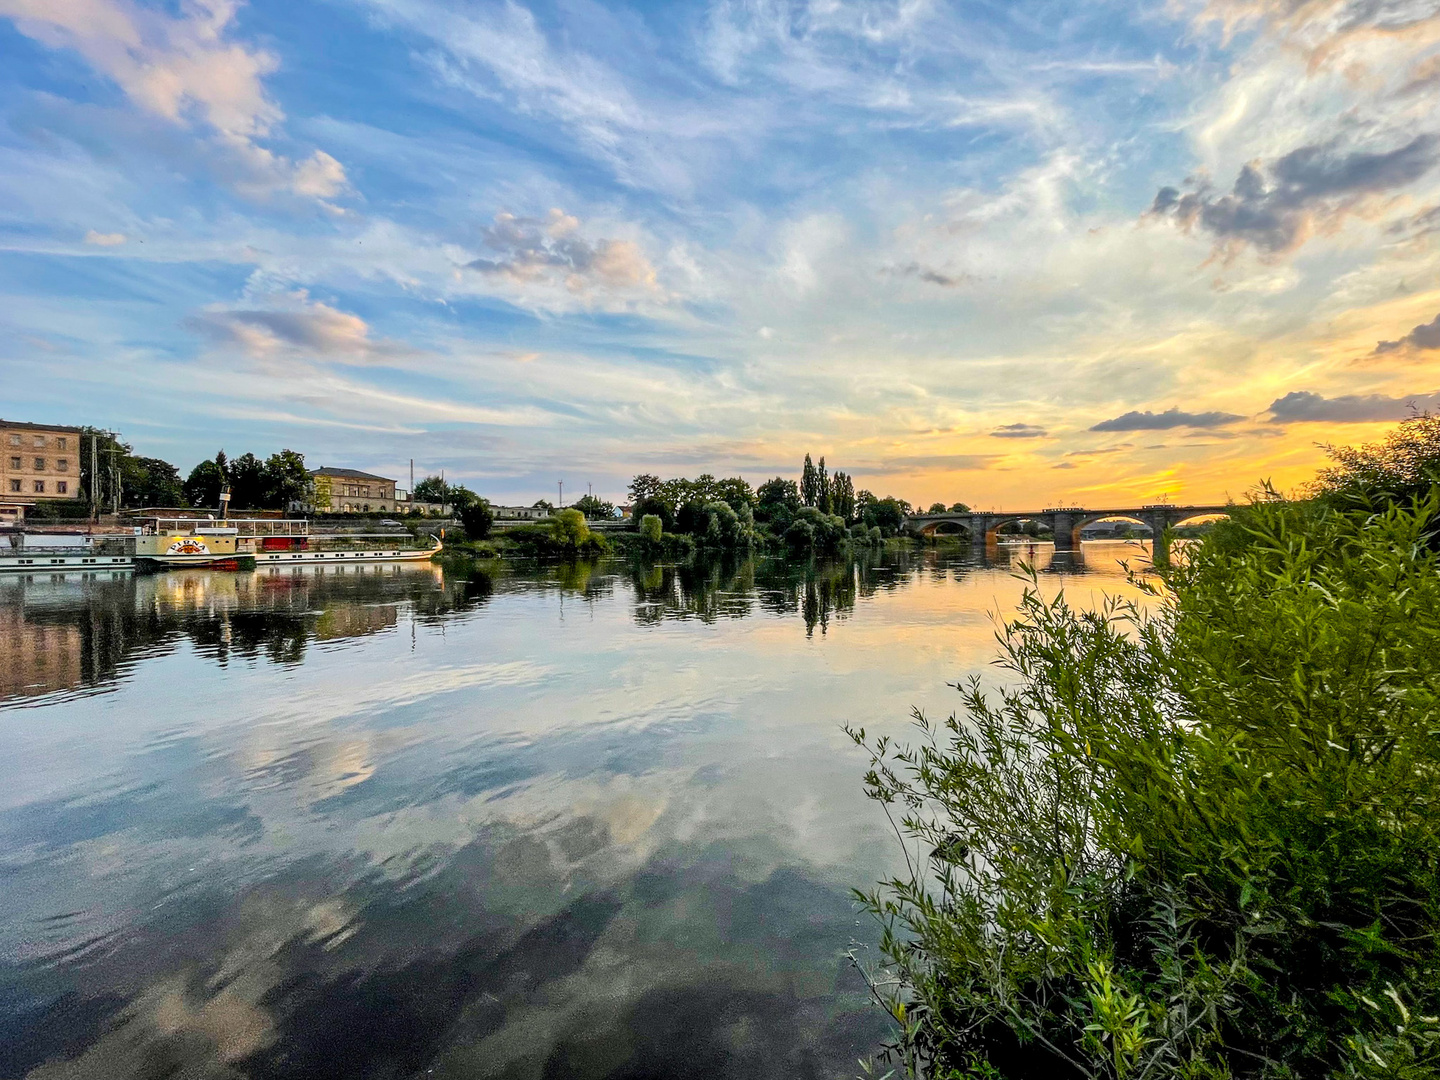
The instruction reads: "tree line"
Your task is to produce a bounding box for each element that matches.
[623,457,923,555]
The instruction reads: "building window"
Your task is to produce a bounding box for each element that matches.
[56,481,68,494]
[7,457,17,469]
[57,459,68,471]
[7,435,18,446]
[33,480,45,493]
[33,436,45,447]
[57,437,67,450]
[33,458,45,470]
[7,480,18,493]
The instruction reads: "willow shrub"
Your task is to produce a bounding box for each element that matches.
[850,495,1440,1079]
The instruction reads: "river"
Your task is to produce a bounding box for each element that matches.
[0,542,1157,1079]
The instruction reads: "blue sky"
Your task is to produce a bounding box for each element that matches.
[1,0,1439,506]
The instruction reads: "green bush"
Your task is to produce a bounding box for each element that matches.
[639,513,663,543]
[459,498,493,539]
[851,493,1440,1080]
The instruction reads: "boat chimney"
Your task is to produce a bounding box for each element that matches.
[219,483,232,524]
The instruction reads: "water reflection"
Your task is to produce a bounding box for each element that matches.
[0,544,1154,1079]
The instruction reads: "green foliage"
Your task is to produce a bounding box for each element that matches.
[120,455,182,507]
[755,477,803,529]
[459,498,493,539]
[802,454,820,507]
[863,497,908,536]
[1311,413,1440,515]
[639,513,663,543]
[852,492,1440,1080]
[950,502,971,513]
[183,457,226,509]
[571,493,614,519]
[261,450,310,509]
[626,473,754,532]
[412,475,448,502]
[227,452,265,509]
[928,502,948,513]
[784,506,848,554]
[552,508,590,546]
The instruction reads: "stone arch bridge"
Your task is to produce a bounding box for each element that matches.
[904,504,1232,563]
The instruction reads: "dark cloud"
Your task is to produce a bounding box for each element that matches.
[1267,389,1440,423]
[990,423,1047,439]
[888,262,975,287]
[1051,462,1080,469]
[1374,311,1440,353]
[1090,407,1243,431]
[1150,134,1440,255]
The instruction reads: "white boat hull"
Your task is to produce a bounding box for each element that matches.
[251,544,440,566]
[0,553,134,573]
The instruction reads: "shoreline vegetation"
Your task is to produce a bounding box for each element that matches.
[849,413,1440,1080]
[437,455,916,564]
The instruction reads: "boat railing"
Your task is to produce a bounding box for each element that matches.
[145,517,311,537]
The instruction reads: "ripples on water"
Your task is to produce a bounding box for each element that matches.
[0,542,1156,1079]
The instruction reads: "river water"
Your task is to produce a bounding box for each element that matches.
[0,542,1155,1080]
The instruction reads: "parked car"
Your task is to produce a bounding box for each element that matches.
[379,519,403,527]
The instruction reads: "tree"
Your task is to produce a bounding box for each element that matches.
[532,498,555,512]
[628,474,662,503]
[801,454,819,507]
[928,501,947,514]
[1312,411,1440,511]
[631,495,673,531]
[183,457,226,509]
[552,508,590,547]
[228,453,265,509]
[831,472,856,522]
[863,497,908,536]
[817,456,831,514]
[120,456,183,508]
[639,514,663,543]
[571,493,614,519]
[459,498,493,539]
[949,501,970,513]
[755,477,802,529]
[412,476,448,502]
[262,450,309,509]
[446,484,478,512]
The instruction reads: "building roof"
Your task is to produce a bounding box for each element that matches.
[309,467,395,482]
[0,419,89,434]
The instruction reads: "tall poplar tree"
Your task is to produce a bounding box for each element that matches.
[801,454,818,507]
[817,456,831,513]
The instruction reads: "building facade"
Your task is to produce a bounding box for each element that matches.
[1,421,86,506]
[309,467,399,512]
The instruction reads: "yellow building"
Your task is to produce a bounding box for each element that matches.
[1,420,86,505]
[309,467,399,513]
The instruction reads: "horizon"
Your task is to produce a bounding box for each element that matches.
[2,0,1439,508]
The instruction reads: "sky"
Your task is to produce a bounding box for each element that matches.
[0,0,1438,509]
